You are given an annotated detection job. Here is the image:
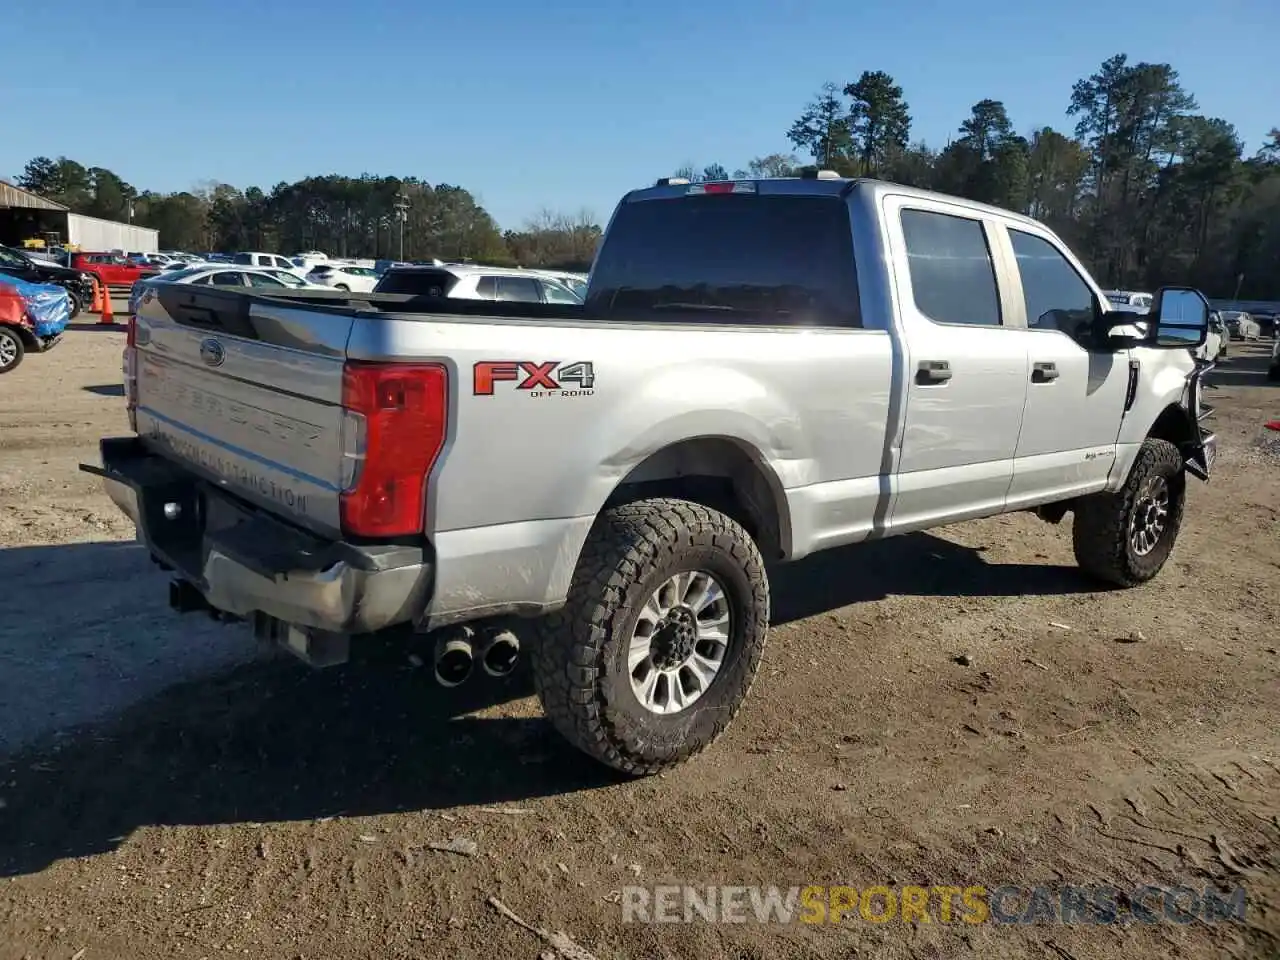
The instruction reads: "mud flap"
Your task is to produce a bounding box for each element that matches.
[1182,364,1216,482]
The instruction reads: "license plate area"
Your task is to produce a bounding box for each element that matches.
[139,480,206,573]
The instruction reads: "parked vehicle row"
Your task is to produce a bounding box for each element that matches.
[91,171,1216,777]
[373,263,584,303]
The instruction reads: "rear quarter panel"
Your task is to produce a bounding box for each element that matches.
[347,314,894,554]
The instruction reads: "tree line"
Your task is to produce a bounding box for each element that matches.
[13,159,602,270]
[14,52,1279,294]
[679,54,1280,299]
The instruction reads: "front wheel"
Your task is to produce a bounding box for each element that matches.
[65,289,82,320]
[0,327,26,373]
[334,283,350,291]
[532,498,770,775]
[1072,438,1185,587]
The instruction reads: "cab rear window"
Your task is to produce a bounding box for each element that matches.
[586,194,860,327]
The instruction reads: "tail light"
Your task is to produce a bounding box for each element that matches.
[124,315,138,432]
[339,361,448,538]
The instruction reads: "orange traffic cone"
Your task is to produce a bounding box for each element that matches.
[89,277,102,313]
[99,284,115,325]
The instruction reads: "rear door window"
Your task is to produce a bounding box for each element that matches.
[210,271,245,286]
[245,272,286,288]
[587,194,860,326]
[899,209,1001,327]
[495,276,542,303]
[476,276,498,299]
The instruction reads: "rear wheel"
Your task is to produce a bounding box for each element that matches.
[1072,438,1185,587]
[65,289,82,320]
[532,498,770,775]
[0,327,26,373]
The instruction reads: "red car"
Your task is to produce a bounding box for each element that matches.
[71,252,160,287]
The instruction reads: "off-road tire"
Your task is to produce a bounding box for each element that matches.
[531,498,769,776]
[1072,438,1185,587]
[0,327,25,374]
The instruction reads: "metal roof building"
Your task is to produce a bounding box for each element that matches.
[0,179,157,253]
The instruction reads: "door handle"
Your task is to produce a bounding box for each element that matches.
[916,360,952,385]
[1031,361,1059,383]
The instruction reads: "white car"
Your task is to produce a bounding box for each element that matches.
[305,263,380,292]
[372,263,584,303]
[127,265,324,313]
[1219,310,1261,341]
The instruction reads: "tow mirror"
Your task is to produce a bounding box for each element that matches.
[1147,286,1209,349]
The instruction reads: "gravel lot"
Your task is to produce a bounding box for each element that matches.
[0,326,1277,959]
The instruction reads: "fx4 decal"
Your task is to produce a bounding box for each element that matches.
[473,361,596,397]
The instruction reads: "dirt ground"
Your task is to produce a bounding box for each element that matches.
[1,326,1277,960]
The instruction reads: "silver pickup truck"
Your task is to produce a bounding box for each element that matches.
[86,173,1216,775]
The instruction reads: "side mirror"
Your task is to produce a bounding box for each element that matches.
[1146,286,1209,349]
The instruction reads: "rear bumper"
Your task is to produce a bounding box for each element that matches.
[84,436,432,634]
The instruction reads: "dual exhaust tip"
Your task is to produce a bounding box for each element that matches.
[433,625,520,687]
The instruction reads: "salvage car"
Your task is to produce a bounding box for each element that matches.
[127,265,326,314]
[87,172,1215,776]
[0,277,70,373]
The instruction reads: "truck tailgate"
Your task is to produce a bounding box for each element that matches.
[131,286,355,536]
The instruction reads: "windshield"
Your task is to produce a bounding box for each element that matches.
[0,247,29,268]
[586,194,860,325]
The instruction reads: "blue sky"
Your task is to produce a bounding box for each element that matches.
[4,0,1277,231]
